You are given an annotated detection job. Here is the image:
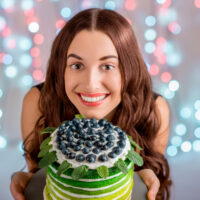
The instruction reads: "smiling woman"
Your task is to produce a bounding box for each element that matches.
[10,8,171,200]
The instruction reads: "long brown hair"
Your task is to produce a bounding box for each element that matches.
[23,8,171,199]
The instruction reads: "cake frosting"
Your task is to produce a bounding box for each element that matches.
[38,116,143,200]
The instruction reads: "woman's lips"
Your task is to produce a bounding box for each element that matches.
[77,93,109,107]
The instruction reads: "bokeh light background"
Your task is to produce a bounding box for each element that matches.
[1,0,200,199]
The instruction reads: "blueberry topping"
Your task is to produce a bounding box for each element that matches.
[81,118,87,123]
[97,141,104,148]
[114,127,121,133]
[112,147,122,155]
[69,142,76,148]
[85,141,93,148]
[86,154,96,163]
[92,148,101,154]
[119,135,126,140]
[90,118,97,125]
[117,140,126,148]
[83,121,91,128]
[108,152,117,158]
[72,118,80,125]
[81,133,88,140]
[62,148,70,155]
[98,119,107,126]
[104,128,112,134]
[90,135,97,140]
[76,154,85,162]
[77,139,84,145]
[98,154,108,162]
[106,135,115,141]
[67,136,74,142]
[99,136,106,142]
[74,134,80,139]
[82,147,90,154]
[73,145,82,152]
[68,152,76,159]
[70,125,76,131]
[101,145,109,150]
[106,141,114,148]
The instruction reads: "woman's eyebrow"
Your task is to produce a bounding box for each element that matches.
[67,53,118,60]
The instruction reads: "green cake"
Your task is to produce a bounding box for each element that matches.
[38,115,143,200]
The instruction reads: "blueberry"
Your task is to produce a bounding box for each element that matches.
[98,154,108,162]
[83,121,91,128]
[101,145,109,150]
[117,140,126,148]
[87,128,95,135]
[98,119,107,126]
[58,144,62,150]
[76,154,85,162]
[86,154,96,163]
[112,147,122,155]
[114,127,121,133]
[104,128,112,134]
[108,151,117,158]
[69,142,76,148]
[77,139,84,145]
[99,136,106,142]
[90,118,97,125]
[85,141,93,148]
[74,145,81,152]
[81,133,88,140]
[57,131,64,136]
[106,135,115,141]
[66,130,73,137]
[74,134,80,139]
[68,152,76,159]
[60,141,67,148]
[64,120,72,126]
[81,118,87,123]
[90,135,97,140]
[67,136,74,142]
[76,123,82,129]
[119,135,126,140]
[72,118,80,124]
[92,148,101,154]
[82,147,90,154]
[97,141,104,148]
[106,142,114,148]
[56,136,63,142]
[62,148,70,155]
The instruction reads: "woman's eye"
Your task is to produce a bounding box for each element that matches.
[102,65,114,70]
[70,64,82,70]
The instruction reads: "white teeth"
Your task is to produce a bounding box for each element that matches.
[80,95,106,102]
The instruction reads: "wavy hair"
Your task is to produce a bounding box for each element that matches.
[23,8,171,199]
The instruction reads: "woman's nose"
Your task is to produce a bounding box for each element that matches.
[83,68,102,90]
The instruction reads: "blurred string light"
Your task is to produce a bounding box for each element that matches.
[149,64,159,76]
[81,0,93,9]
[194,0,200,8]
[180,107,192,119]
[60,7,72,18]
[0,0,15,10]
[195,110,200,120]
[158,8,177,26]
[30,47,40,58]
[193,140,200,151]
[168,22,181,34]
[32,69,44,81]
[0,16,6,31]
[161,72,172,83]
[163,88,175,99]
[194,127,200,138]
[21,75,33,86]
[144,42,156,54]
[156,0,167,5]
[175,123,187,136]
[33,34,44,45]
[166,52,182,67]
[56,19,65,29]
[3,36,16,49]
[181,141,192,152]
[32,58,42,68]
[171,135,182,147]
[18,37,32,50]
[144,29,157,41]
[168,80,179,91]
[2,27,12,37]
[2,54,13,65]
[4,65,18,78]
[0,109,2,118]
[194,100,200,110]
[167,145,177,156]
[21,0,34,10]
[124,0,136,10]
[19,54,32,68]
[28,22,39,33]
[145,16,156,26]
[0,135,7,149]
[105,1,116,10]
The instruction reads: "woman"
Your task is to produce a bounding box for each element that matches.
[10,8,171,200]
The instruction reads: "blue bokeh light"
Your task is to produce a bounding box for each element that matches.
[19,54,32,68]
[144,42,156,54]
[156,0,166,4]
[0,16,6,31]
[171,136,182,147]
[21,0,34,10]
[167,145,178,156]
[105,1,116,10]
[21,75,33,86]
[60,7,71,18]
[168,80,180,92]
[163,41,174,54]
[18,37,32,51]
[144,29,157,41]
[0,109,2,118]
[195,110,200,121]
[0,0,15,10]
[163,88,175,99]
[0,135,7,149]
[180,107,192,119]
[167,52,182,67]
[181,141,192,152]
[145,16,156,27]
[194,100,200,110]
[193,140,200,152]
[2,54,13,65]
[4,65,17,78]
[194,127,200,138]
[175,123,187,136]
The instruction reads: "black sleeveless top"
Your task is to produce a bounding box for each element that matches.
[33,82,161,100]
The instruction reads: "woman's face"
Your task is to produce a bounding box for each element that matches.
[64,30,122,120]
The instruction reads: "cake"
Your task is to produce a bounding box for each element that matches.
[38,115,143,200]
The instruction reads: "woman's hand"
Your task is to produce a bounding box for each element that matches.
[137,169,160,200]
[10,171,33,200]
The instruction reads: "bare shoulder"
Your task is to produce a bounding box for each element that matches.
[21,87,42,141]
[154,96,170,154]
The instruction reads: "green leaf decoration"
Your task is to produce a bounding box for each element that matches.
[127,135,143,151]
[96,166,109,179]
[114,158,128,174]
[56,161,72,176]
[75,114,85,119]
[127,149,144,167]
[72,165,89,180]
[38,145,52,158]
[38,151,57,168]
[40,137,51,149]
[41,127,56,135]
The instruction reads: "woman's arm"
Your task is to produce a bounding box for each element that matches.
[10,87,42,200]
[138,96,170,200]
